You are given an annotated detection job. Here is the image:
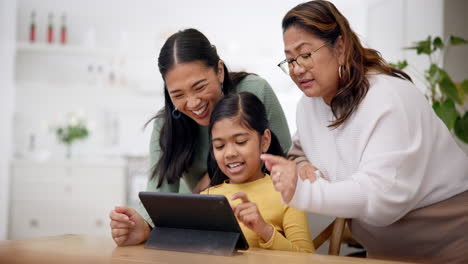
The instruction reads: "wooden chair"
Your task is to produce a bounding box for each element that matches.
[313,218,347,255]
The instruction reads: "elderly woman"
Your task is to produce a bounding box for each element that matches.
[262,1,468,263]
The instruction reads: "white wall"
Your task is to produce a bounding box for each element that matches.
[366,0,444,92]
[0,0,17,240]
[13,0,369,159]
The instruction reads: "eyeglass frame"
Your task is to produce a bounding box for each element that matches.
[277,42,329,74]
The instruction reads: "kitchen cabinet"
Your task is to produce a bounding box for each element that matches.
[8,159,126,239]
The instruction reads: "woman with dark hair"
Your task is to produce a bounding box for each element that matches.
[109,28,291,246]
[202,92,314,252]
[262,0,468,262]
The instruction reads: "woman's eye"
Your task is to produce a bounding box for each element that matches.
[195,85,206,91]
[236,140,247,145]
[301,53,312,59]
[173,94,184,99]
[214,145,224,150]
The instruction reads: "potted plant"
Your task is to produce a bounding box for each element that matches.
[56,112,89,159]
[391,35,468,145]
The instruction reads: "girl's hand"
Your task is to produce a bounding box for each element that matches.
[231,192,273,242]
[261,154,298,203]
[109,206,151,246]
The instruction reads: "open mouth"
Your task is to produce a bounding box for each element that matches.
[191,104,208,118]
[226,162,245,174]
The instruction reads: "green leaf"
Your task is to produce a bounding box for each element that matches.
[433,99,459,130]
[461,80,468,94]
[432,37,444,51]
[405,36,432,55]
[438,70,463,104]
[389,60,408,70]
[448,35,468,46]
[428,63,439,79]
[454,113,468,144]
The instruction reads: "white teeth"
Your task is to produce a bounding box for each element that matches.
[227,162,242,168]
[192,105,207,115]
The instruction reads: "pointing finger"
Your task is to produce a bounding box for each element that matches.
[231,192,250,203]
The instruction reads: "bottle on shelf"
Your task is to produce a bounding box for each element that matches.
[60,13,67,44]
[29,11,36,42]
[47,13,54,44]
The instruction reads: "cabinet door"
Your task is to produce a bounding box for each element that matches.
[11,165,71,201]
[9,200,73,239]
[70,166,125,204]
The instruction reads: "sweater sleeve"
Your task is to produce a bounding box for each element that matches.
[289,80,435,227]
[258,207,315,253]
[288,132,310,168]
[236,75,292,153]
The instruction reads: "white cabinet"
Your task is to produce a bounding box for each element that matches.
[8,159,126,239]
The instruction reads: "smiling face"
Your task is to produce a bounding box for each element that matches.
[283,26,344,104]
[211,117,271,184]
[165,60,225,126]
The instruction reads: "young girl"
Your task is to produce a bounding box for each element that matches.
[202,92,314,253]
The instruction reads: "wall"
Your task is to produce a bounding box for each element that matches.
[444,0,468,83]
[0,0,17,240]
[13,0,368,160]
[366,0,444,92]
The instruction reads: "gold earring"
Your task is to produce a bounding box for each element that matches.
[338,65,343,79]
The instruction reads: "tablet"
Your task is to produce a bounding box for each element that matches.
[139,192,249,255]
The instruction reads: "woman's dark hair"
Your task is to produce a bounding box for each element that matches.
[282,0,412,128]
[207,92,284,186]
[149,28,249,188]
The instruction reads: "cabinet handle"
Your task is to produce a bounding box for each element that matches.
[30,219,39,228]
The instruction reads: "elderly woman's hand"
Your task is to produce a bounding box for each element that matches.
[261,154,298,203]
[298,162,319,183]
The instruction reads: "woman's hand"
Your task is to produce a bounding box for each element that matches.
[231,192,273,242]
[109,206,151,246]
[298,162,319,182]
[261,154,298,203]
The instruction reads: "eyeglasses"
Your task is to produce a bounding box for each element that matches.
[277,43,328,75]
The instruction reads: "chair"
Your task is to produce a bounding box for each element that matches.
[313,218,347,255]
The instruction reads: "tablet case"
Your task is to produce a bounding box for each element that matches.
[139,192,249,256]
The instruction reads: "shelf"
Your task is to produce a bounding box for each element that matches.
[16,42,119,57]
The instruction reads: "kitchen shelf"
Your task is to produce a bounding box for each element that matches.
[16,42,119,57]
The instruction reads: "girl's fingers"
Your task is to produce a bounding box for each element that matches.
[237,205,257,218]
[231,192,250,203]
[233,202,252,217]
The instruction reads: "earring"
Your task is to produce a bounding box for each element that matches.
[338,65,343,79]
[172,107,181,119]
[220,82,224,95]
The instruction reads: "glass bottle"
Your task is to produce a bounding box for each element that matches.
[29,11,36,42]
[60,13,67,44]
[47,13,54,43]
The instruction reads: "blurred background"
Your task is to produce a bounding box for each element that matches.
[0,0,467,255]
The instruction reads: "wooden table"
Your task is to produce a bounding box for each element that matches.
[0,235,412,264]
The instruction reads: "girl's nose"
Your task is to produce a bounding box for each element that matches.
[225,144,238,158]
